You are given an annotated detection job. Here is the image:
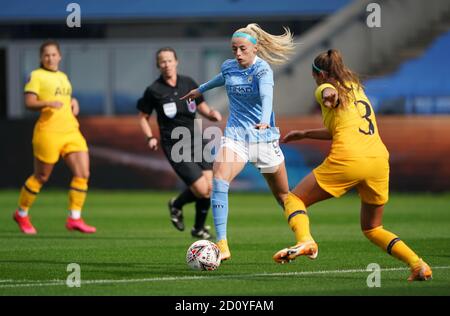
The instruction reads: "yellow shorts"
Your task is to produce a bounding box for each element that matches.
[313,155,389,205]
[32,128,88,164]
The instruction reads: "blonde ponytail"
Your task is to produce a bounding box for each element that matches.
[234,23,295,65]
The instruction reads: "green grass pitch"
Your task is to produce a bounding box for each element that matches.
[0,190,449,296]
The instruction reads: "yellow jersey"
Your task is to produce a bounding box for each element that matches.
[24,68,79,133]
[314,82,388,159]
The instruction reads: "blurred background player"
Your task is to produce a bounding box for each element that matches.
[274,49,432,281]
[13,40,96,234]
[181,23,295,260]
[137,47,222,239]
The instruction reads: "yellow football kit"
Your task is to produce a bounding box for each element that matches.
[279,81,428,277]
[313,82,389,205]
[24,68,88,163]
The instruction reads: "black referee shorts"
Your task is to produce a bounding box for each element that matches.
[162,142,213,186]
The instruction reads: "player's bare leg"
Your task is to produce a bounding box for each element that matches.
[262,161,289,207]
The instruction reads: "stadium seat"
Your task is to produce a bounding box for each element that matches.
[365,30,450,114]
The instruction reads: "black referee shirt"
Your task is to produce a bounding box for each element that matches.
[137,75,205,146]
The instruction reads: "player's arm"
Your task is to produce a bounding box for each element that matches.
[71,98,79,116]
[180,73,225,101]
[255,82,273,130]
[282,128,332,143]
[322,87,339,108]
[138,111,158,151]
[24,72,62,111]
[255,66,274,130]
[24,93,62,111]
[197,101,222,122]
[137,88,158,150]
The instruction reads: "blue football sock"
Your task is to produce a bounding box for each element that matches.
[211,178,230,241]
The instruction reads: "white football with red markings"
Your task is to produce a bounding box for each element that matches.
[186,240,221,271]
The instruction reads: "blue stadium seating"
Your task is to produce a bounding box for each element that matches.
[0,0,350,21]
[365,30,450,114]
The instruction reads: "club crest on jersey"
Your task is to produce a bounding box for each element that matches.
[247,75,253,83]
[186,99,197,113]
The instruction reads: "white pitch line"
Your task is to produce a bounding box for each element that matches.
[0,266,449,289]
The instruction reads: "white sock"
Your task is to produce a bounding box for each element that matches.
[17,208,28,218]
[69,210,81,220]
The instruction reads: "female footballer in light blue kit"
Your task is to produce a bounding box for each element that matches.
[181,23,295,260]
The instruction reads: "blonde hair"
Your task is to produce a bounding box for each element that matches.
[234,23,295,65]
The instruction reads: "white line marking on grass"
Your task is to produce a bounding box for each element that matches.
[0,266,449,289]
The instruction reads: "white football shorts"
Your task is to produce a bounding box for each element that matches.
[219,136,284,173]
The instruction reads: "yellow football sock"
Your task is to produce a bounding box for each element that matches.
[18,175,43,211]
[68,177,88,211]
[363,226,420,267]
[284,192,314,243]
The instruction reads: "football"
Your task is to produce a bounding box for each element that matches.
[186,240,221,271]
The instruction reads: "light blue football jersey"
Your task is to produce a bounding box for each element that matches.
[199,56,280,142]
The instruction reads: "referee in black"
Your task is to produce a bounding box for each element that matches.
[137,47,222,239]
